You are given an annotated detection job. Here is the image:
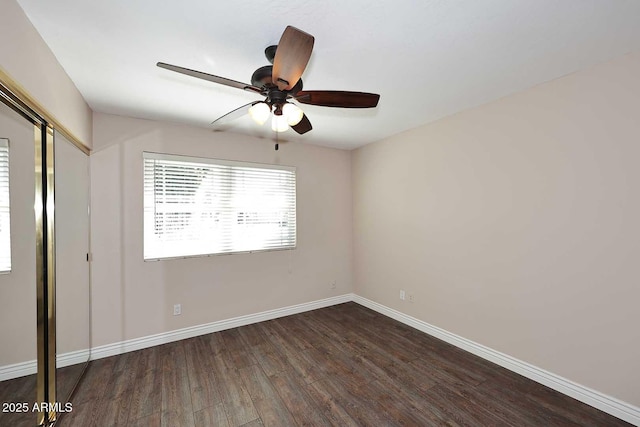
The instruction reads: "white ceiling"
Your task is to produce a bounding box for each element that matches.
[15,0,640,149]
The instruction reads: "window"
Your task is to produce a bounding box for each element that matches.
[143,152,296,260]
[0,139,10,272]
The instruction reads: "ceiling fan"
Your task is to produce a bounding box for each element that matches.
[157,26,380,137]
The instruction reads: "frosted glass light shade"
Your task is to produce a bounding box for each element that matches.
[271,114,289,132]
[283,103,304,126]
[248,102,271,125]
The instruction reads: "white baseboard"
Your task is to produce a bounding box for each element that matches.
[90,294,352,361]
[57,349,91,369]
[0,349,91,381]
[1,295,351,381]
[352,294,640,426]
[3,292,637,425]
[0,359,36,381]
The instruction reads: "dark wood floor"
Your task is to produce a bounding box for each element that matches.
[44,302,630,426]
[0,362,85,427]
[0,371,37,427]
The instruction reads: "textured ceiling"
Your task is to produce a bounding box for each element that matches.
[15,0,640,149]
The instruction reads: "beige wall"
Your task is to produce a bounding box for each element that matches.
[90,112,352,347]
[0,0,93,147]
[0,101,36,366]
[353,52,640,406]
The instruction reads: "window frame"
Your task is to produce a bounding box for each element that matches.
[143,151,297,261]
[0,138,10,273]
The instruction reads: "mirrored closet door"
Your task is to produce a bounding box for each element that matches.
[0,81,91,426]
[0,91,40,427]
[54,130,91,413]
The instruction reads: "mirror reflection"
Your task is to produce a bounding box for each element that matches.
[54,130,91,408]
[0,95,38,427]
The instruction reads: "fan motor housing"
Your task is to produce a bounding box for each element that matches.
[251,65,274,88]
[268,90,288,109]
[251,65,303,93]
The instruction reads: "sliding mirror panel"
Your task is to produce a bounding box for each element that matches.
[0,95,39,426]
[54,130,90,409]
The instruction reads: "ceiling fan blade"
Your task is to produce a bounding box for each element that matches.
[272,26,314,91]
[157,62,263,94]
[211,101,258,126]
[294,90,380,108]
[291,113,312,134]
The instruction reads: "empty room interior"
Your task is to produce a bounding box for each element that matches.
[1,0,639,425]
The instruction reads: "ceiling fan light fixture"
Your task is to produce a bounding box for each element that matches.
[271,114,289,132]
[158,26,380,137]
[248,102,271,125]
[283,103,304,126]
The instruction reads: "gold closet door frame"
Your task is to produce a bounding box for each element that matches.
[1,82,58,426]
[0,68,88,156]
[35,125,57,425]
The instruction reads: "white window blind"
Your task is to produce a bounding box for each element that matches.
[143,152,296,260]
[0,139,10,272]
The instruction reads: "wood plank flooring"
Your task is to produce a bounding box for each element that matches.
[46,303,634,426]
[0,371,37,427]
[0,362,85,427]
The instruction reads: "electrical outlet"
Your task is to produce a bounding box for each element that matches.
[400,290,405,300]
[173,304,181,316]
[409,294,414,303]
[331,280,337,289]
